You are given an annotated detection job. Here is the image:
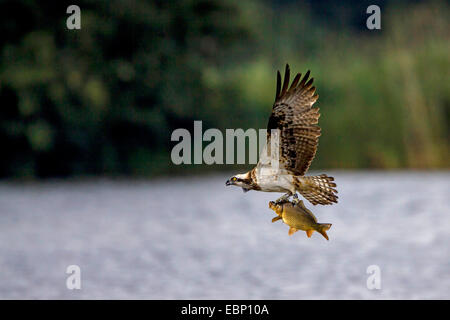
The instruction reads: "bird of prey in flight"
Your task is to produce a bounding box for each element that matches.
[226,64,338,205]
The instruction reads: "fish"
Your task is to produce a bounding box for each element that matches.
[269,199,332,240]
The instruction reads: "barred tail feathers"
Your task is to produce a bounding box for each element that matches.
[294,174,338,205]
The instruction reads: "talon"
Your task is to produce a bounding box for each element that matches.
[292,193,300,205]
[274,192,292,204]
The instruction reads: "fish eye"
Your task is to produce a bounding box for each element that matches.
[232,177,237,181]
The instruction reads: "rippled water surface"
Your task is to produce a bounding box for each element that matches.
[0,171,449,299]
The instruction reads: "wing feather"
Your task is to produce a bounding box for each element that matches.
[261,64,321,176]
[275,71,281,100]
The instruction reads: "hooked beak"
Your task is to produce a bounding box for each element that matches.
[225,180,232,186]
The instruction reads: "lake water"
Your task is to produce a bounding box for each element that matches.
[0,171,449,299]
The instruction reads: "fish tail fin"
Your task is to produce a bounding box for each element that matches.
[317,223,332,240]
[294,174,338,205]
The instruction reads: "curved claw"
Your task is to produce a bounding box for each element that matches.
[274,192,293,204]
[292,193,300,205]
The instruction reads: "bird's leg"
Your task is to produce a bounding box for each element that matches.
[274,192,292,204]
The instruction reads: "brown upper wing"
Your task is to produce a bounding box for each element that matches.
[266,64,321,176]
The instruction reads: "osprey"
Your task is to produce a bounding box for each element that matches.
[226,64,338,205]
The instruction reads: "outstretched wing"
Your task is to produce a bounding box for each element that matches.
[262,64,321,176]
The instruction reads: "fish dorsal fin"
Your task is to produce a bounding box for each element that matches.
[304,206,318,223]
[295,200,318,222]
[296,200,305,207]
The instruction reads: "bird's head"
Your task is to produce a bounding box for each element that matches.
[225,173,252,193]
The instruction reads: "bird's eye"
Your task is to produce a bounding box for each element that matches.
[232,177,237,181]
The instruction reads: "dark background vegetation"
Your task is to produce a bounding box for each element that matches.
[0,0,448,178]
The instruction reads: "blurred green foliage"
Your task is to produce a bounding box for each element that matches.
[0,0,448,178]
